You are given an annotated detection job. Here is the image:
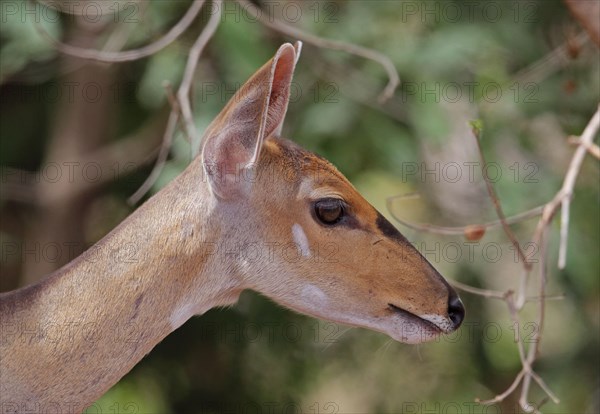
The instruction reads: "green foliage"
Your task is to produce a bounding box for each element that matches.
[1,1,598,413]
[0,1,59,82]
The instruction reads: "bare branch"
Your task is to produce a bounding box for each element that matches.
[520,223,550,411]
[101,1,147,53]
[568,136,600,159]
[178,0,222,156]
[506,293,532,372]
[128,110,180,205]
[128,1,221,203]
[512,32,589,85]
[392,108,598,411]
[476,369,525,405]
[448,279,507,300]
[33,0,205,62]
[525,294,566,302]
[237,0,399,103]
[557,106,600,268]
[471,124,532,271]
[530,370,560,405]
[485,108,598,409]
[387,194,545,236]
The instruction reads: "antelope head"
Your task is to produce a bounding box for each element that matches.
[200,42,464,343]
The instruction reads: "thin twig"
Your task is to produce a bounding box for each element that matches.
[481,110,597,409]
[448,280,507,300]
[101,0,144,53]
[568,136,600,159]
[33,0,205,62]
[177,0,222,156]
[393,109,598,411]
[237,0,399,103]
[162,80,191,142]
[520,225,550,412]
[557,106,600,268]
[128,1,221,203]
[128,82,185,205]
[387,195,545,236]
[128,111,180,205]
[512,32,589,85]
[471,125,532,271]
[476,369,525,405]
[449,279,563,303]
[163,81,181,114]
[525,294,565,302]
[310,58,409,123]
[506,293,531,373]
[530,370,560,405]
[490,104,597,408]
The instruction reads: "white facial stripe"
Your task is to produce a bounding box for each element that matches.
[297,177,314,199]
[292,223,311,257]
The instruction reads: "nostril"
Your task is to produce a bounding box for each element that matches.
[448,293,465,328]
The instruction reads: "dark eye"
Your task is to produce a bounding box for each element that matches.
[314,198,345,225]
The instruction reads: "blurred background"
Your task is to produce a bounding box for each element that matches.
[1,0,598,413]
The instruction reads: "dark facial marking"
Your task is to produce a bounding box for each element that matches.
[375,212,411,245]
[374,211,458,299]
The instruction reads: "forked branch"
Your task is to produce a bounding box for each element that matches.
[390,107,599,412]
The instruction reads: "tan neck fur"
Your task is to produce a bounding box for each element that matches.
[0,158,240,410]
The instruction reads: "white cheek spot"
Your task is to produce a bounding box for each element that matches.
[301,284,329,306]
[292,223,311,257]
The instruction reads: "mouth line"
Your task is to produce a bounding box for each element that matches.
[387,303,443,333]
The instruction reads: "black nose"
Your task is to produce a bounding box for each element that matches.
[448,292,465,328]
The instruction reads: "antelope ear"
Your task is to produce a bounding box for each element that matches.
[201,42,301,200]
